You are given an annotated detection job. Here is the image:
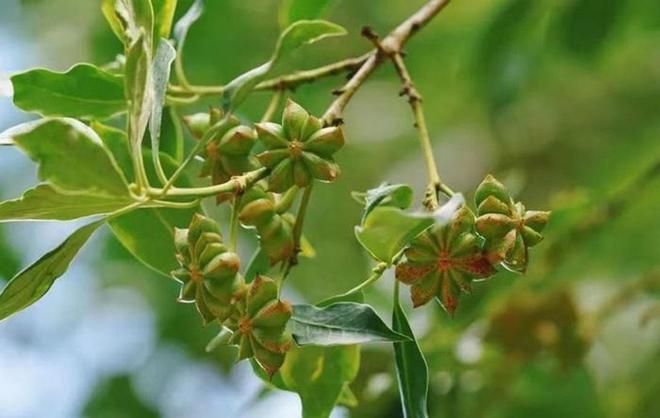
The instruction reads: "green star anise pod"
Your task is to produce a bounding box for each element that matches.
[172,214,244,324]
[255,99,344,192]
[395,206,496,314]
[227,275,293,378]
[238,183,295,265]
[183,108,258,202]
[474,174,550,273]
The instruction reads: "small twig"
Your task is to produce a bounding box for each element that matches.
[333,262,388,298]
[323,0,452,125]
[167,53,371,97]
[389,52,453,209]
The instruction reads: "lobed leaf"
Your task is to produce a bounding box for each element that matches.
[0,220,104,321]
[11,64,126,119]
[5,118,130,196]
[0,184,132,222]
[291,302,411,346]
[93,124,200,276]
[392,301,429,418]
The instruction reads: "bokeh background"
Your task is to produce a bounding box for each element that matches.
[1,0,660,417]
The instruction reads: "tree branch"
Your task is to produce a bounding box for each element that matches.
[323,0,452,125]
[167,53,371,97]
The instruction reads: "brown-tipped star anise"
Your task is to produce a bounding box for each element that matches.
[255,99,344,192]
[474,174,550,273]
[172,214,244,324]
[395,206,496,314]
[226,275,293,378]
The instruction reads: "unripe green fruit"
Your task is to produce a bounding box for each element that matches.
[239,198,276,228]
[184,109,257,204]
[172,214,244,324]
[473,174,551,273]
[256,99,344,192]
[238,184,296,265]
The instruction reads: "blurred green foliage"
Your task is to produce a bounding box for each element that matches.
[6,0,660,417]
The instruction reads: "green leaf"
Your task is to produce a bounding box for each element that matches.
[222,19,346,110]
[125,32,153,149]
[359,183,414,224]
[105,0,172,44]
[279,0,337,28]
[6,118,129,196]
[92,124,200,276]
[149,38,177,168]
[392,301,429,418]
[102,0,127,42]
[109,207,197,276]
[355,194,464,263]
[115,0,155,45]
[152,0,178,39]
[173,0,204,51]
[10,64,126,119]
[291,302,411,346]
[0,184,132,222]
[355,207,433,264]
[0,220,104,321]
[280,345,360,418]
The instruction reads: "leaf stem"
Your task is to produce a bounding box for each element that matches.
[174,47,193,92]
[333,262,389,300]
[393,279,400,305]
[147,167,268,198]
[261,90,284,123]
[148,199,200,209]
